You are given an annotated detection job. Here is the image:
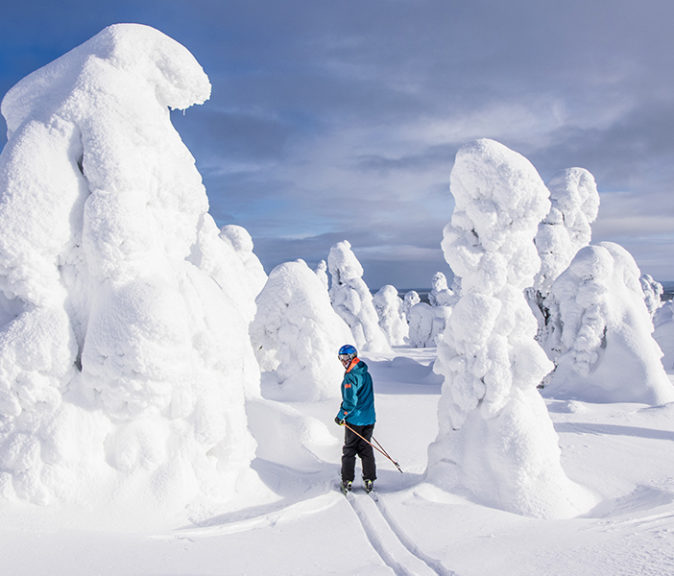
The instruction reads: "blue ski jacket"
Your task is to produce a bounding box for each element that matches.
[336,359,376,426]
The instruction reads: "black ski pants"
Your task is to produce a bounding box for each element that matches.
[341,423,376,483]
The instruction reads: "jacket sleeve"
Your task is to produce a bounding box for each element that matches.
[337,374,359,420]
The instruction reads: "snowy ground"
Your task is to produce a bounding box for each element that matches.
[2,347,674,576]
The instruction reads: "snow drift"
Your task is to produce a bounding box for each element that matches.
[0,24,263,514]
[428,139,597,518]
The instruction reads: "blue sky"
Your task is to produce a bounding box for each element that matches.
[2,0,673,288]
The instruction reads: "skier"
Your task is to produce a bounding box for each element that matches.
[334,344,377,493]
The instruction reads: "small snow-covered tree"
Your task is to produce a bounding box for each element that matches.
[315,259,329,290]
[219,224,267,298]
[429,272,456,306]
[428,139,596,519]
[327,241,390,353]
[530,168,599,351]
[250,260,353,401]
[543,243,674,404]
[407,302,449,348]
[534,168,599,293]
[640,273,663,318]
[654,300,674,371]
[402,290,420,320]
[373,285,408,345]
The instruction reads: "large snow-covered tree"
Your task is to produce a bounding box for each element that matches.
[0,24,262,511]
[428,139,596,518]
[543,243,674,404]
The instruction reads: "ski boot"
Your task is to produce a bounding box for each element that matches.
[363,479,374,494]
[340,480,352,495]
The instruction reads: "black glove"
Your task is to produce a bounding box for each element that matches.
[334,416,345,426]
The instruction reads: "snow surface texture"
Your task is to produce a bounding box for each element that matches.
[0,24,264,513]
[373,285,408,345]
[250,260,352,401]
[543,243,674,404]
[327,240,391,353]
[428,138,597,518]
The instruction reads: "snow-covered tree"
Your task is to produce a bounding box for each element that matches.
[640,273,664,318]
[534,168,599,293]
[372,285,408,345]
[402,290,420,320]
[0,24,262,510]
[543,243,674,404]
[529,168,599,350]
[219,224,267,298]
[407,302,450,348]
[428,139,596,519]
[654,300,674,371]
[315,259,329,290]
[327,241,390,353]
[429,272,456,306]
[250,260,353,401]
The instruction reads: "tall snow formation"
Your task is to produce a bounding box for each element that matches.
[534,168,599,293]
[250,260,352,401]
[315,259,329,290]
[428,139,596,519]
[372,285,408,345]
[429,272,456,306]
[0,24,261,512]
[219,224,268,299]
[543,243,674,404]
[327,241,390,353]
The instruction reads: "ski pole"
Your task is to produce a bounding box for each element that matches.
[343,422,403,473]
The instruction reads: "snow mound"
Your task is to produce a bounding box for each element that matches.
[429,139,596,519]
[0,24,263,515]
[251,260,352,401]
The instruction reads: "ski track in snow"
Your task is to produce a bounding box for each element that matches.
[345,487,457,576]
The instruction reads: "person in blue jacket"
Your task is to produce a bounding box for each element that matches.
[334,344,376,493]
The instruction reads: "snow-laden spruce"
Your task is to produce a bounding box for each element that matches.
[250,260,352,401]
[219,224,268,299]
[315,259,329,290]
[534,168,599,293]
[654,300,674,371]
[640,273,664,318]
[327,241,390,353]
[428,139,597,518]
[543,243,674,404]
[373,285,408,345]
[0,24,263,512]
[429,272,456,306]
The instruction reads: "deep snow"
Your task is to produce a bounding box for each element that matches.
[2,347,674,575]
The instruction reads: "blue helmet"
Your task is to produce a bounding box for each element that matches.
[338,344,357,360]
